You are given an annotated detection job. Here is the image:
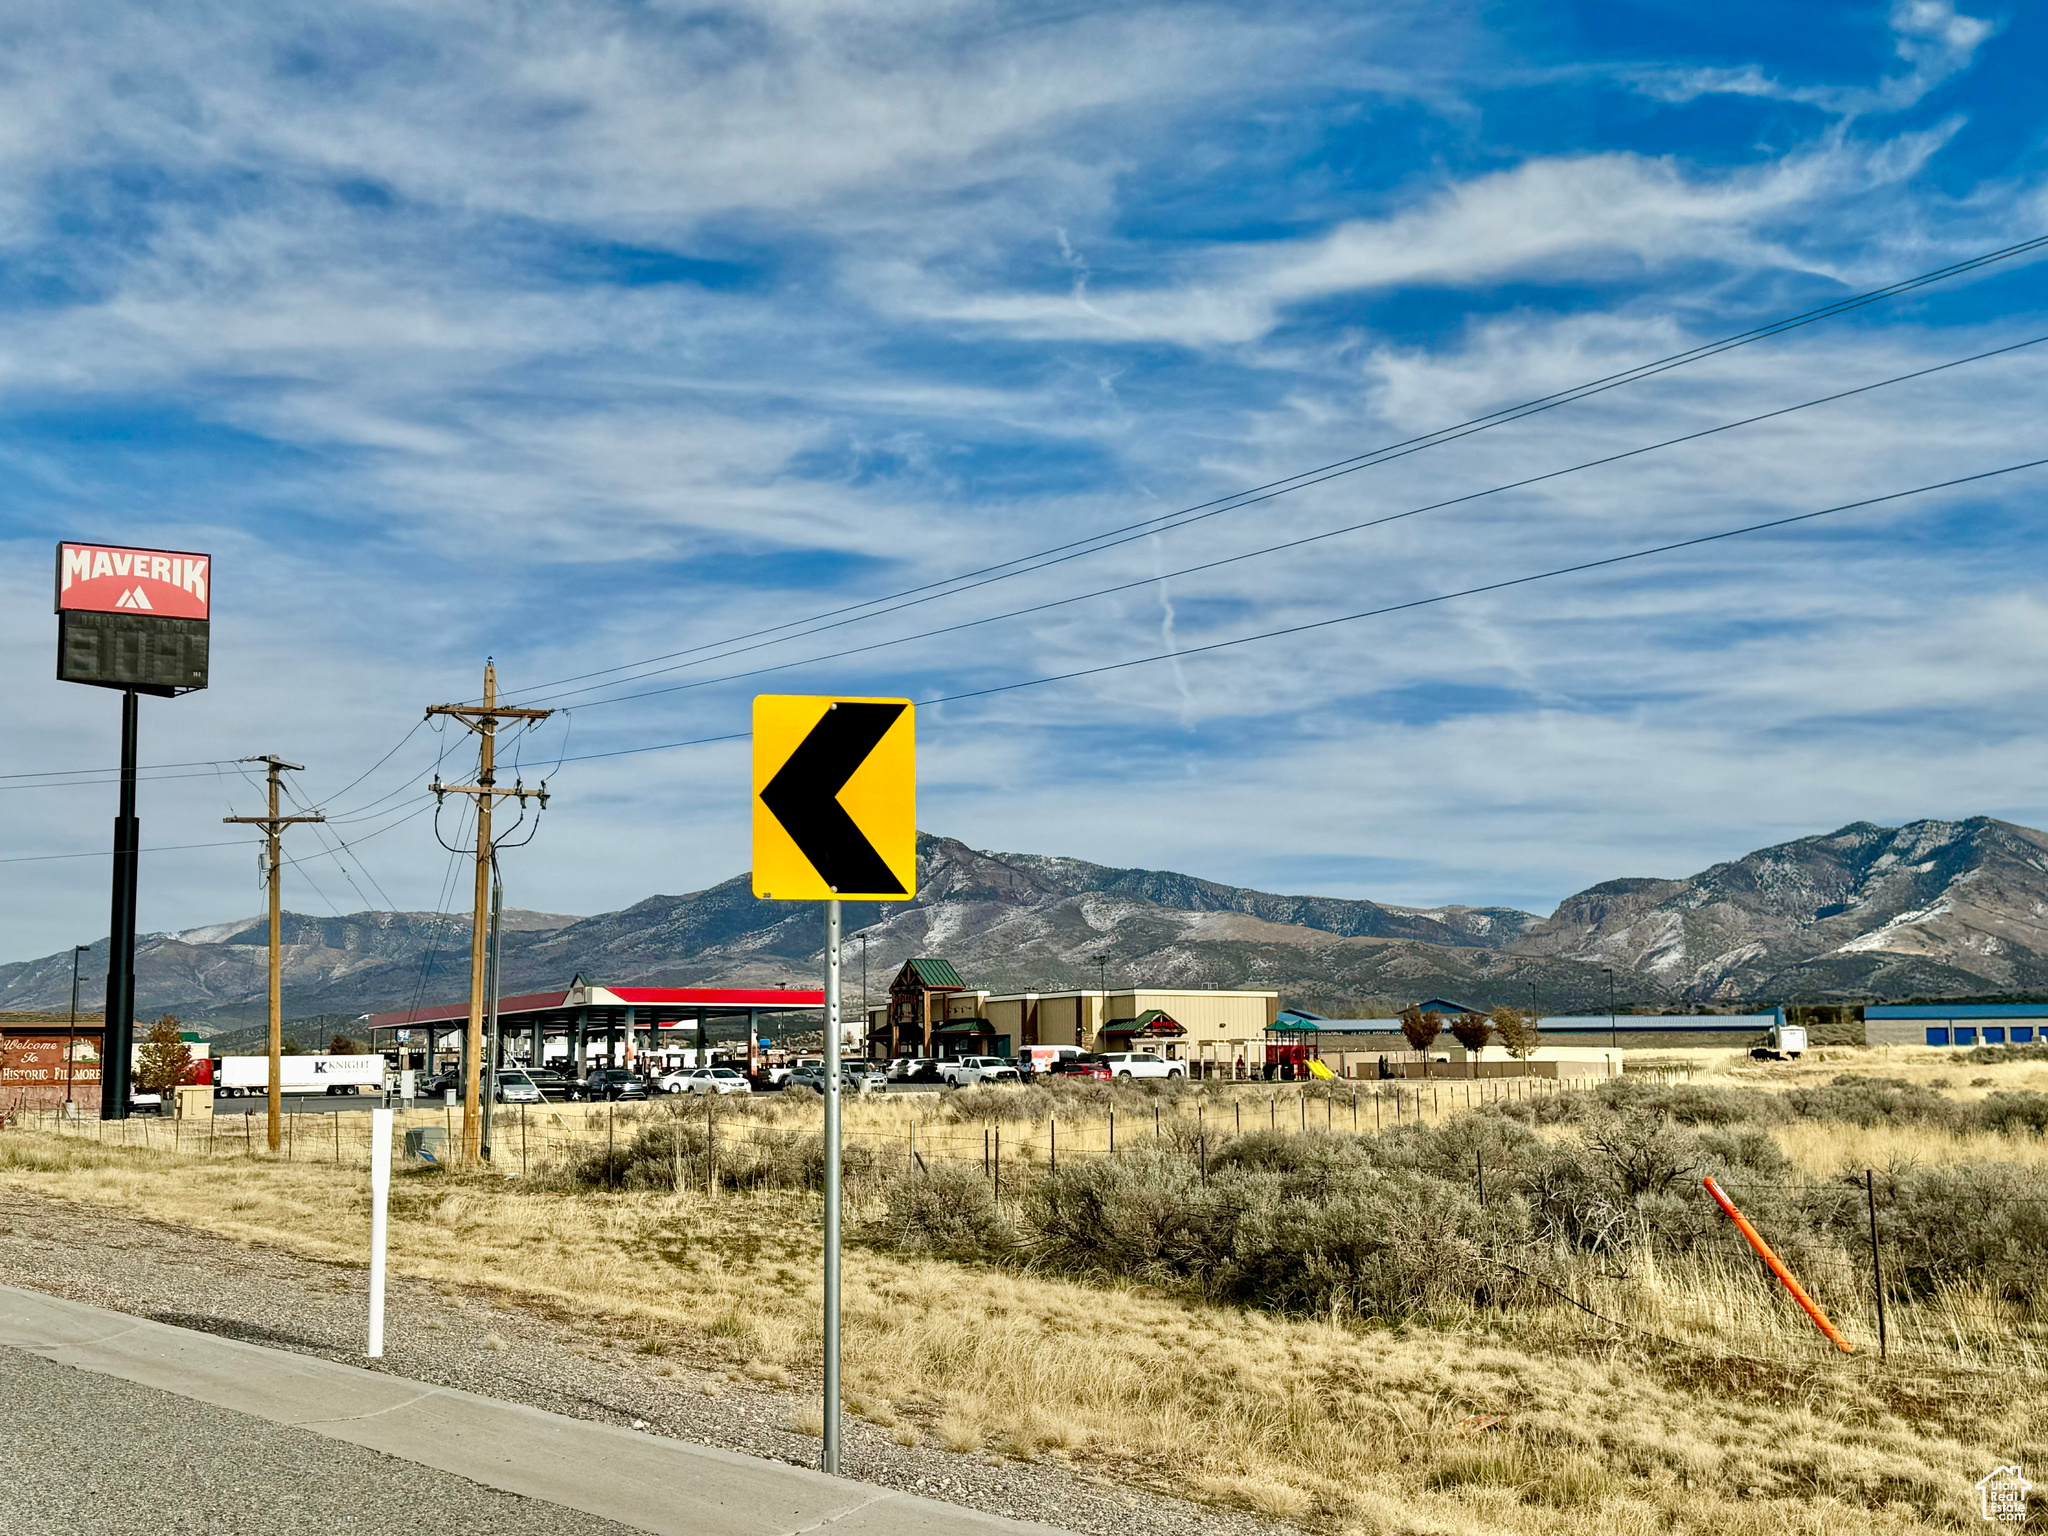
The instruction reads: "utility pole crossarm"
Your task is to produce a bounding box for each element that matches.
[428,783,545,802]
[425,703,553,727]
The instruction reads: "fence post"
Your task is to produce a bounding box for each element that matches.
[1475,1149,1485,1207]
[1108,1110,1114,1153]
[1866,1169,1887,1361]
[1050,1116,1057,1175]
[993,1125,1000,1212]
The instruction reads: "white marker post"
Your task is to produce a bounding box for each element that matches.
[367,1105,392,1358]
[821,899,842,1474]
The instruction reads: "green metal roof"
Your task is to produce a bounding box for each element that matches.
[901,957,966,990]
[1100,1009,1184,1036]
[934,1017,993,1034]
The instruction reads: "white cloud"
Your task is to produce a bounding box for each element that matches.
[1637,0,1996,117]
[865,131,1961,347]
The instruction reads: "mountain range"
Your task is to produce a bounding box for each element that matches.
[5,817,2047,1032]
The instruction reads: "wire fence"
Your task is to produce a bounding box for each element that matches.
[11,1071,1593,1176]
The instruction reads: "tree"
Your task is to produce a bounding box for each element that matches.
[134,1014,194,1096]
[1447,1009,1493,1055]
[329,1033,361,1055]
[1492,1006,1542,1061]
[1399,1004,1443,1056]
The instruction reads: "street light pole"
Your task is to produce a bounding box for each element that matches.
[65,944,88,1113]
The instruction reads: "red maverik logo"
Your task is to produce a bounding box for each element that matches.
[56,542,211,621]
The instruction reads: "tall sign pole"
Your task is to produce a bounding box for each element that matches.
[53,541,211,1121]
[104,689,139,1117]
[752,694,916,1477]
[427,661,551,1163]
[224,757,323,1152]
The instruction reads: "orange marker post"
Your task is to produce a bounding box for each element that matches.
[1702,1176,1855,1353]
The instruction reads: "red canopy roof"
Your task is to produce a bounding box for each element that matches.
[368,985,823,1030]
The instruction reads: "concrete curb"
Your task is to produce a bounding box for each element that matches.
[0,1284,1071,1536]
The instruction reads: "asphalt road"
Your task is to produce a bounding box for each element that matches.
[0,1345,641,1536]
[0,1286,1071,1536]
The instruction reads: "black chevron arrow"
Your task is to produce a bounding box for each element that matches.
[760,701,907,894]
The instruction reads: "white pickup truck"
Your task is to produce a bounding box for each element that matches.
[940,1056,1021,1087]
[215,1054,385,1096]
[1099,1051,1185,1080]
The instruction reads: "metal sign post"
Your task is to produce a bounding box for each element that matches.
[822,898,842,1473]
[751,694,916,1478]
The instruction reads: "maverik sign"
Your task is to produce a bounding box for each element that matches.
[55,541,211,694]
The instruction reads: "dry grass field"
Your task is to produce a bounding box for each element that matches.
[2,1052,2043,1535]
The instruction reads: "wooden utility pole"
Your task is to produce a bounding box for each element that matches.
[224,757,324,1152]
[426,661,550,1163]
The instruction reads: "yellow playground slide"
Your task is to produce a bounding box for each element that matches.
[1306,1058,1335,1080]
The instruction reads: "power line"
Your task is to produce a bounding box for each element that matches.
[542,455,2048,760]
[533,331,2048,715]
[0,757,241,782]
[312,719,428,808]
[0,766,247,791]
[924,456,2048,706]
[501,232,2048,709]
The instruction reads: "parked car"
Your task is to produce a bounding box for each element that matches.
[582,1067,649,1101]
[1017,1045,1084,1081]
[683,1067,753,1097]
[523,1068,584,1101]
[888,1057,945,1084]
[1049,1053,1112,1080]
[493,1068,545,1105]
[788,1062,885,1095]
[941,1056,1021,1088]
[1100,1051,1184,1080]
[756,1060,794,1088]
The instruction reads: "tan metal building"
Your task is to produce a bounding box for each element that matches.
[863,964,1278,1073]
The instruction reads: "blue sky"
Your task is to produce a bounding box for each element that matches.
[3,0,2047,959]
